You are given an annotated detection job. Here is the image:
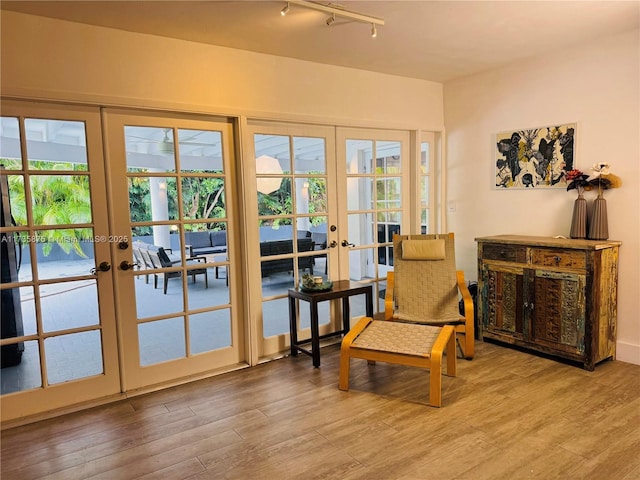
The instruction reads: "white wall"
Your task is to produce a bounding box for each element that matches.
[444,29,640,365]
[0,11,443,130]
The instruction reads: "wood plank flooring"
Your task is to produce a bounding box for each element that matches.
[2,340,639,479]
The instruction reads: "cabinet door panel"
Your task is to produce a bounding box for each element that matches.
[532,270,585,354]
[485,267,525,336]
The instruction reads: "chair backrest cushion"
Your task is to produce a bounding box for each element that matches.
[185,231,212,249]
[401,239,445,260]
[209,230,227,247]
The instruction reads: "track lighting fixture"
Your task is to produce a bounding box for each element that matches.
[282,1,384,36]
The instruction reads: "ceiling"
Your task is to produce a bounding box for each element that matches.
[2,1,639,83]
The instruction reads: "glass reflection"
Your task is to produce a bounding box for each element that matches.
[347,213,375,246]
[189,309,231,354]
[46,331,103,384]
[375,141,401,174]
[182,177,226,219]
[30,175,92,225]
[346,139,373,174]
[125,126,176,172]
[128,177,178,222]
[178,129,223,173]
[135,277,184,318]
[0,340,42,394]
[41,280,99,333]
[262,297,291,337]
[349,248,376,282]
[293,137,326,174]
[0,117,21,168]
[139,317,186,366]
[347,178,374,211]
[25,119,88,169]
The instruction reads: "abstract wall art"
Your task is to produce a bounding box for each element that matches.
[495,123,576,189]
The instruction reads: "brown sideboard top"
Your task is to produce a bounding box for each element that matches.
[474,235,621,251]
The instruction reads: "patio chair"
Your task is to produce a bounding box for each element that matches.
[132,241,150,283]
[147,247,208,294]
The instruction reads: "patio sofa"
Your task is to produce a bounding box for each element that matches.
[260,238,315,277]
[184,230,227,256]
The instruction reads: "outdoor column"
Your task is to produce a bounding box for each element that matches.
[150,176,170,249]
[296,180,310,234]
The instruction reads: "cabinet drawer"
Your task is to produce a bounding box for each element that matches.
[481,244,527,263]
[530,248,586,270]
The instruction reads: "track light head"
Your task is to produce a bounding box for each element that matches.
[326,13,335,26]
[371,23,377,38]
[281,2,290,16]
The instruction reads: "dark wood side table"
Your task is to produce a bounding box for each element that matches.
[288,279,374,367]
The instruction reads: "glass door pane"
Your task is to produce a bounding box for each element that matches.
[337,128,410,313]
[0,101,120,423]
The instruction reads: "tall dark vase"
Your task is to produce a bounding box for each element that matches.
[569,193,587,239]
[588,193,609,240]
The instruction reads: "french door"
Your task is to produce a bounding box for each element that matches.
[243,121,338,361]
[104,109,242,391]
[244,122,412,361]
[336,127,411,312]
[0,100,120,422]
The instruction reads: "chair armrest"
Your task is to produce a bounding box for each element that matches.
[187,256,207,263]
[456,270,474,324]
[341,316,373,349]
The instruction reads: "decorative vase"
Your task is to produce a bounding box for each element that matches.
[588,193,609,240]
[569,193,587,239]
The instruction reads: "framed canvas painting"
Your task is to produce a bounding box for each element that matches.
[495,123,576,189]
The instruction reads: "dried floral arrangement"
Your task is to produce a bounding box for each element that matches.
[566,163,621,195]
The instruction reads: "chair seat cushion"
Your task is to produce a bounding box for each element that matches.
[352,320,444,356]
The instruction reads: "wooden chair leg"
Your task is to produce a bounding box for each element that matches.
[338,316,372,391]
[429,351,442,408]
[446,330,457,377]
[338,348,350,391]
[464,331,474,359]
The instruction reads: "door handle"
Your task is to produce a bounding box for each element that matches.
[328,240,338,248]
[341,240,355,248]
[119,260,139,271]
[90,261,111,274]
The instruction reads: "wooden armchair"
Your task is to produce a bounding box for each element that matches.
[338,233,473,407]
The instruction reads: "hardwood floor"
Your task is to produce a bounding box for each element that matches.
[2,340,639,479]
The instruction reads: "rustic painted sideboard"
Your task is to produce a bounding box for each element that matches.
[476,235,621,370]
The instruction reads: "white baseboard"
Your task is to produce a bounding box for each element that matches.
[616,341,640,365]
